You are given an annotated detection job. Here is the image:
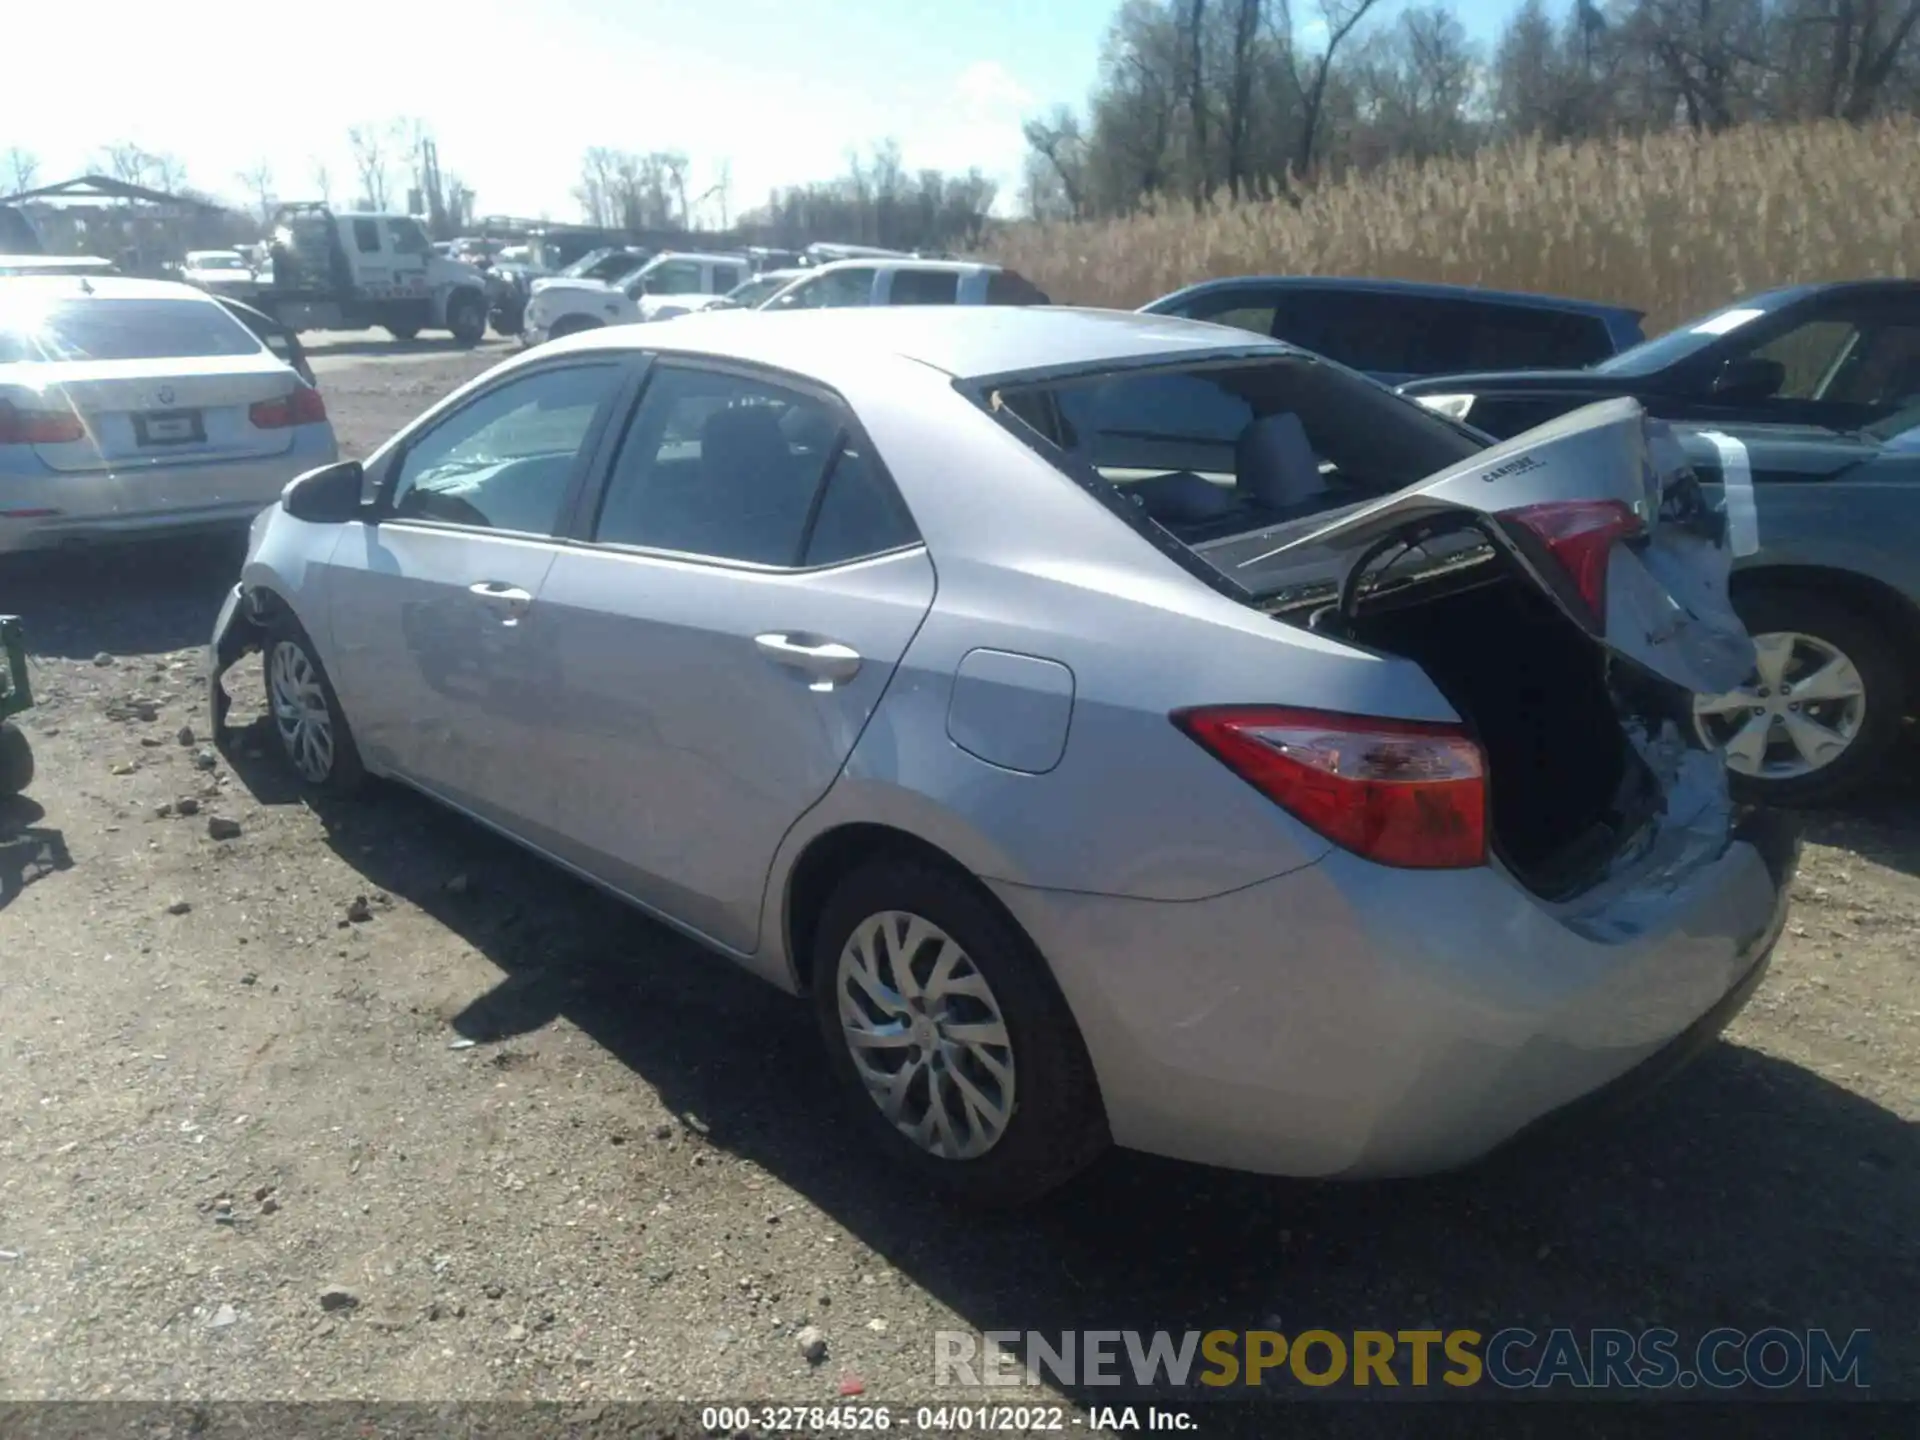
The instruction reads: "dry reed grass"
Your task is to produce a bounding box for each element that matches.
[988,119,1920,331]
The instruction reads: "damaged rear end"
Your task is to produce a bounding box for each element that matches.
[1225,398,1758,899]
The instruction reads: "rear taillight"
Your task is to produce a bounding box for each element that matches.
[1503,499,1643,625]
[249,386,327,429]
[0,399,84,445]
[1174,706,1487,869]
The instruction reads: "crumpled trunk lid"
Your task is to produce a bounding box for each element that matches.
[1231,397,1755,696]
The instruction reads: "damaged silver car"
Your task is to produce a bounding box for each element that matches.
[208,308,1798,1206]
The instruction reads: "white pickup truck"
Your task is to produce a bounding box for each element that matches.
[520,251,751,343]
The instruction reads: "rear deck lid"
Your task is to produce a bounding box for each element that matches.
[1229,398,1755,695]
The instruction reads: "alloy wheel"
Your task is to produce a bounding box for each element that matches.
[834,910,1017,1161]
[1693,630,1867,780]
[269,640,335,783]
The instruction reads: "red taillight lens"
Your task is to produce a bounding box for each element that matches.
[1503,499,1643,625]
[0,399,85,445]
[249,385,327,429]
[1174,705,1487,869]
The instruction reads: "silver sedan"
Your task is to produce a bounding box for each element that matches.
[208,307,1797,1206]
[1,276,336,554]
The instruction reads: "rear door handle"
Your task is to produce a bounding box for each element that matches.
[469,581,533,603]
[754,632,862,686]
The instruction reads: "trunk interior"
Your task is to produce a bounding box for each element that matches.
[1331,554,1666,898]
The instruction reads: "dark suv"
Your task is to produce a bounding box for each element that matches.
[1140,276,1644,385]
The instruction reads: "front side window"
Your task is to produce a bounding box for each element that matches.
[390,219,431,256]
[638,261,704,296]
[389,364,622,534]
[593,366,912,567]
[351,218,381,254]
[711,264,745,292]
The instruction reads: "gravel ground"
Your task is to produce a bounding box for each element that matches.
[0,350,1915,1427]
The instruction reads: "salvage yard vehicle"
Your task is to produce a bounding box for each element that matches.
[254,204,491,346]
[1668,408,1920,807]
[521,252,749,342]
[759,259,1052,311]
[0,276,338,553]
[1399,280,1920,437]
[181,249,260,301]
[0,614,32,796]
[1142,276,1644,384]
[208,307,1794,1207]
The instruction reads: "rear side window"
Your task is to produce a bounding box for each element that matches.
[0,297,265,363]
[594,366,917,567]
[1275,291,1613,374]
[889,269,959,306]
[984,270,1051,306]
[1453,305,1615,369]
[1180,292,1280,338]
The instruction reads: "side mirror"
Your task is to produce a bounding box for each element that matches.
[1712,355,1786,402]
[281,460,367,524]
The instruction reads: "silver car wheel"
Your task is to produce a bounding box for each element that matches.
[835,910,1017,1161]
[269,640,335,784]
[1693,630,1866,780]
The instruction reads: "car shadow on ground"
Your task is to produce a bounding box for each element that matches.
[0,795,73,912]
[0,534,245,660]
[218,727,1917,1422]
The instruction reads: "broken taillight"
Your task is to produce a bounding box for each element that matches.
[1503,499,1644,626]
[249,386,327,429]
[1173,706,1487,869]
[0,399,84,445]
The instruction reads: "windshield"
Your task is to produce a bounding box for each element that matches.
[560,248,616,278]
[1593,292,1798,377]
[724,273,796,309]
[0,295,265,364]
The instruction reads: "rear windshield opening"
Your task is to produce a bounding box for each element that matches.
[990,353,1482,577]
[0,298,267,364]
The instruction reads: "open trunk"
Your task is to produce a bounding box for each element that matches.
[1239,400,1753,897]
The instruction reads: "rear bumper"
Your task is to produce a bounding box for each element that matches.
[988,806,1799,1179]
[0,431,335,554]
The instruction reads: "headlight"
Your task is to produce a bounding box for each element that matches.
[1416,393,1476,420]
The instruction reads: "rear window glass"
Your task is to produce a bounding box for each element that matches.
[0,297,265,364]
[1276,292,1612,374]
[992,354,1483,592]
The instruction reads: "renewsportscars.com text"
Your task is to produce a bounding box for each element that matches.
[935,1327,1871,1391]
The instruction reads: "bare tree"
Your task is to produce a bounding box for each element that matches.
[236,160,276,224]
[574,147,621,227]
[100,143,152,186]
[1022,107,1090,217]
[3,147,39,197]
[1181,0,1213,199]
[1279,0,1389,180]
[148,153,189,194]
[347,124,391,210]
[1222,0,1267,196]
[696,158,734,229]
[310,158,334,206]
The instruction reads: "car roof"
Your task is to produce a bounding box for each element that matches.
[554,304,1286,381]
[649,251,749,266]
[0,274,220,305]
[799,258,997,277]
[1147,274,1648,323]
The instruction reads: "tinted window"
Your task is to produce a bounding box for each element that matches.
[1274,291,1610,374]
[804,444,920,565]
[391,219,431,256]
[595,366,899,566]
[985,270,1051,305]
[889,269,959,306]
[780,268,876,309]
[352,218,381,254]
[390,364,621,534]
[0,297,265,364]
[711,264,745,291]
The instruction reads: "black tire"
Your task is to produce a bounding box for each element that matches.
[0,720,32,797]
[1712,588,1908,808]
[259,610,365,795]
[811,858,1109,1208]
[446,291,486,348]
[547,315,602,341]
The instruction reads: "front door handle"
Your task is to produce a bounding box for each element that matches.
[754,632,862,687]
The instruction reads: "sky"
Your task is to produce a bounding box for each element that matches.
[5,0,1524,224]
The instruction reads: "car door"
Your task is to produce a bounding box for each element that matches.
[324,357,634,826]
[522,361,934,953]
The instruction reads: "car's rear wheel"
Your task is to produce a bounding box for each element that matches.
[1692,589,1906,808]
[0,720,32,797]
[262,613,365,794]
[446,291,487,348]
[811,858,1108,1207]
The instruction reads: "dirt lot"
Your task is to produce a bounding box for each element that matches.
[0,348,1915,1424]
